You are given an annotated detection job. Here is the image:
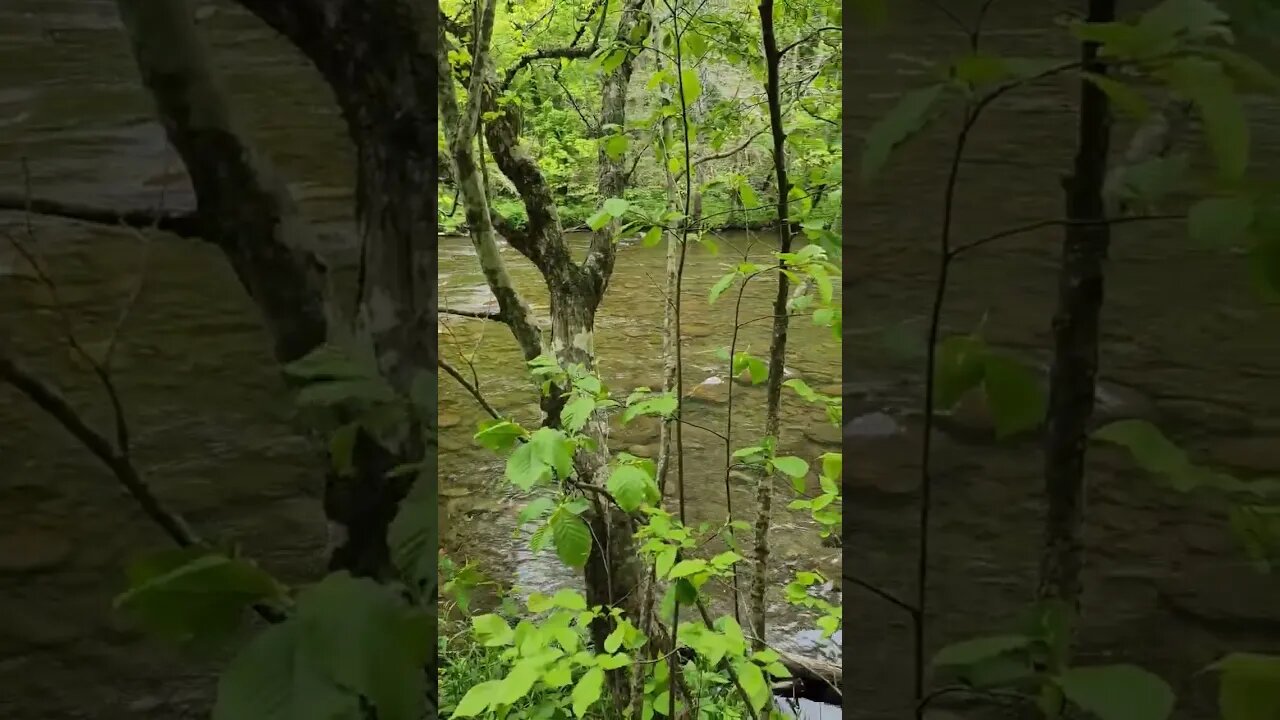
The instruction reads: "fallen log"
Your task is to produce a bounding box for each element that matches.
[773,650,842,707]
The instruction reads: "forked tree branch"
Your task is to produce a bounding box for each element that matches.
[0,344,199,548]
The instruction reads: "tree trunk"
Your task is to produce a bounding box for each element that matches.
[443,0,650,701]
[117,0,440,580]
[750,0,793,650]
[113,0,330,365]
[1038,0,1116,621]
[437,0,545,365]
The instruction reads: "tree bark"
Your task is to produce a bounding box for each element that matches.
[116,0,440,581]
[437,1,545,365]
[113,0,330,365]
[1038,0,1116,620]
[750,0,793,650]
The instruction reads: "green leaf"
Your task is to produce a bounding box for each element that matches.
[1201,48,1280,96]
[816,614,840,638]
[982,354,1046,438]
[607,464,654,512]
[771,455,810,479]
[1210,653,1280,720]
[655,546,677,579]
[473,613,515,646]
[1188,195,1255,248]
[604,135,629,161]
[933,634,1032,667]
[506,442,550,490]
[474,419,525,452]
[530,427,574,479]
[1162,57,1249,180]
[934,335,987,409]
[283,344,376,381]
[451,680,502,718]
[642,226,663,247]
[572,667,605,717]
[1093,419,1206,492]
[328,423,359,477]
[668,559,708,579]
[708,271,738,304]
[495,658,541,706]
[711,551,744,569]
[214,621,361,720]
[115,553,284,647]
[811,266,834,303]
[598,652,632,670]
[586,210,612,231]
[734,659,771,711]
[388,481,436,588]
[293,574,431,720]
[560,394,596,433]
[603,197,630,217]
[551,511,593,568]
[1139,0,1229,40]
[297,379,396,408]
[1082,72,1150,119]
[821,452,842,482]
[862,84,947,182]
[601,48,627,74]
[680,69,702,106]
[1054,665,1175,720]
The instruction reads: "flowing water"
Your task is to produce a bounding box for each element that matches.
[845,2,1280,718]
[0,2,839,718]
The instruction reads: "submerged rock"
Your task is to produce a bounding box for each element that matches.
[803,422,841,447]
[934,377,1159,445]
[844,412,901,439]
[1158,565,1280,632]
[0,528,72,574]
[685,376,729,404]
[1205,436,1280,474]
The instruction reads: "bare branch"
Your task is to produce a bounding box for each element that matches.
[948,213,1185,258]
[440,307,503,321]
[439,357,501,419]
[0,342,198,548]
[499,0,609,90]
[778,26,840,58]
[0,193,201,239]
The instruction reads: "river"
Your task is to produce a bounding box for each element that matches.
[846,1,1280,718]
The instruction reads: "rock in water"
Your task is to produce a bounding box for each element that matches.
[0,528,73,574]
[685,376,728,404]
[844,412,901,439]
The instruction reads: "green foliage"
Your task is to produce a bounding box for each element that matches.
[212,574,431,720]
[861,84,946,182]
[115,550,286,648]
[933,334,1046,438]
[1209,653,1280,720]
[1054,665,1175,720]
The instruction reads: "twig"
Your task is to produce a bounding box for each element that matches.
[439,358,501,419]
[778,26,840,58]
[948,214,1185,258]
[0,343,197,547]
[845,571,918,616]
